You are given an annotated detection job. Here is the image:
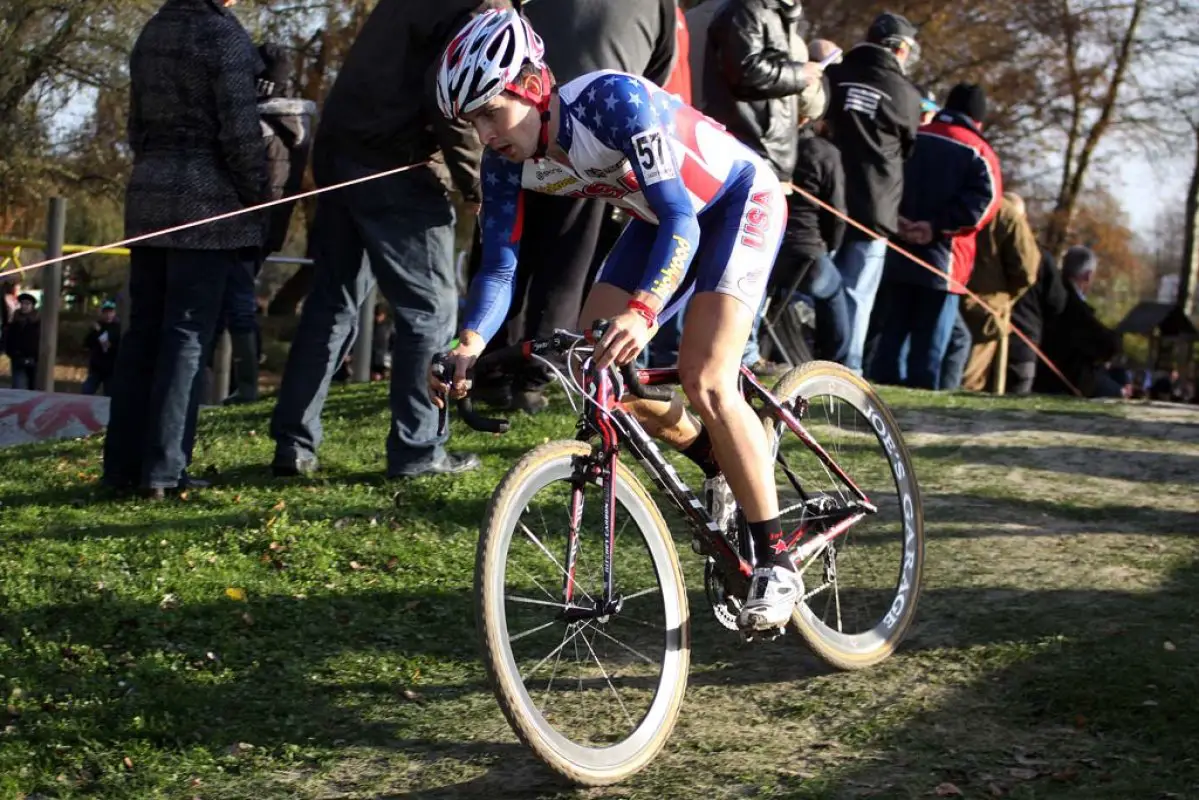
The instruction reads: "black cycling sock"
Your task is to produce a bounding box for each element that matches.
[748,517,792,570]
[680,426,721,479]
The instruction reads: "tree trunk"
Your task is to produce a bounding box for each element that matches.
[1043,0,1146,258]
[1179,123,1199,318]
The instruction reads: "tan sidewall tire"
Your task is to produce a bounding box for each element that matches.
[765,361,925,671]
[475,440,691,785]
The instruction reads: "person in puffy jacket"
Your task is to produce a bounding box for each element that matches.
[868,83,1002,390]
[4,292,39,390]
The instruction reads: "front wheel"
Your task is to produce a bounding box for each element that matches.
[764,361,925,670]
[475,440,690,786]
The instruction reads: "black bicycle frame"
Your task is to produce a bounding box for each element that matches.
[434,332,875,618]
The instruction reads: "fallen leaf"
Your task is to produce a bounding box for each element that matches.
[987,782,1007,797]
[385,557,400,572]
[178,491,189,501]
[1013,753,1047,767]
[159,593,180,610]
[225,588,246,602]
[405,600,421,611]
[271,500,286,512]
[1008,767,1038,780]
[1163,641,1176,652]
[241,613,254,626]
[227,742,254,756]
[349,561,364,571]
[269,541,285,552]
[400,688,425,704]
[1050,767,1078,782]
[934,782,962,796]
[122,756,134,770]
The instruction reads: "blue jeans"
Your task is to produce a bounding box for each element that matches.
[834,237,888,374]
[270,157,456,475]
[803,253,851,363]
[939,310,972,391]
[222,254,260,335]
[9,360,35,390]
[82,371,110,396]
[869,283,960,390]
[103,247,252,488]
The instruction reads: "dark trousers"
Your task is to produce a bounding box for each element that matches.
[103,247,253,488]
[868,282,960,390]
[471,193,606,391]
[270,157,455,475]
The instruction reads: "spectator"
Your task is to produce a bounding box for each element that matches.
[4,292,39,390]
[472,0,679,412]
[103,0,267,499]
[772,63,849,361]
[808,38,843,66]
[1034,245,1124,397]
[868,83,1002,389]
[82,300,122,396]
[662,2,692,101]
[824,12,923,374]
[270,0,505,479]
[1007,249,1068,394]
[960,192,1039,392]
[698,0,822,373]
[684,0,729,111]
[916,84,937,124]
[370,304,395,382]
[223,43,318,405]
[940,309,972,391]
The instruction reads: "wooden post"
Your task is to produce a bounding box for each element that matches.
[992,307,1010,395]
[34,198,67,392]
[207,330,232,405]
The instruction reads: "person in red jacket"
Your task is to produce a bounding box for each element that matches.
[867,82,1001,389]
[662,4,691,104]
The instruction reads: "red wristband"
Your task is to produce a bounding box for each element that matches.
[627,299,657,327]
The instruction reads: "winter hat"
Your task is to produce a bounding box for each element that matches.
[256,43,291,99]
[101,299,117,310]
[867,12,919,55]
[1061,246,1098,279]
[946,83,987,124]
[17,292,36,306]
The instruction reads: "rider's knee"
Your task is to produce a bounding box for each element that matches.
[679,364,737,420]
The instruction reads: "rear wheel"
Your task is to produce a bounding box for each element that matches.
[762,361,924,670]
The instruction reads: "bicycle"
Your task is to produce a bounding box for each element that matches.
[432,323,924,786]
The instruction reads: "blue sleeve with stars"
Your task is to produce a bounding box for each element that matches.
[579,74,701,303]
[462,150,525,343]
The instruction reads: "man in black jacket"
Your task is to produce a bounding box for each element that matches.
[471,0,678,412]
[703,0,821,181]
[105,0,267,498]
[1032,246,1124,398]
[271,0,503,479]
[824,12,922,374]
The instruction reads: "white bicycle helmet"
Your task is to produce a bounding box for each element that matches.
[436,8,548,120]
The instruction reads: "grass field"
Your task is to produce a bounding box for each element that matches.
[0,381,1196,799]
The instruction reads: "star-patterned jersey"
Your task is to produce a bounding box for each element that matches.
[464,70,780,342]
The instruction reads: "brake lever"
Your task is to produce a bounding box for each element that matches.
[431,355,450,437]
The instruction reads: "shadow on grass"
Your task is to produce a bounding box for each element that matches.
[913,443,1199,485]
[770,557,1199,799]
[921,492,1198,536]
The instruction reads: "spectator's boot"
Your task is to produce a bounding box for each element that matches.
[225,332,259,405]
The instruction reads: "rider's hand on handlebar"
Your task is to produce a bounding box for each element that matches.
[430,334,485,408]
[595,309,653,370]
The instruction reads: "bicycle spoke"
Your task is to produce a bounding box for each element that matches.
[520,522,594,604]
[539,626,569,714]
[510,618,560,643]
[579,622,637,730]
[590,624,657,665]
[620,587,658,603]
[520,623,586,683]
[508,594,568,610]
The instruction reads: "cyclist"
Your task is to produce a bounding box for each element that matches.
[431,8,822,630]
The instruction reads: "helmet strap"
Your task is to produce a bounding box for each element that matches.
[504,67,556,159]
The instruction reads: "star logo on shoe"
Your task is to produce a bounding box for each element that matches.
[771,540,791,555]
